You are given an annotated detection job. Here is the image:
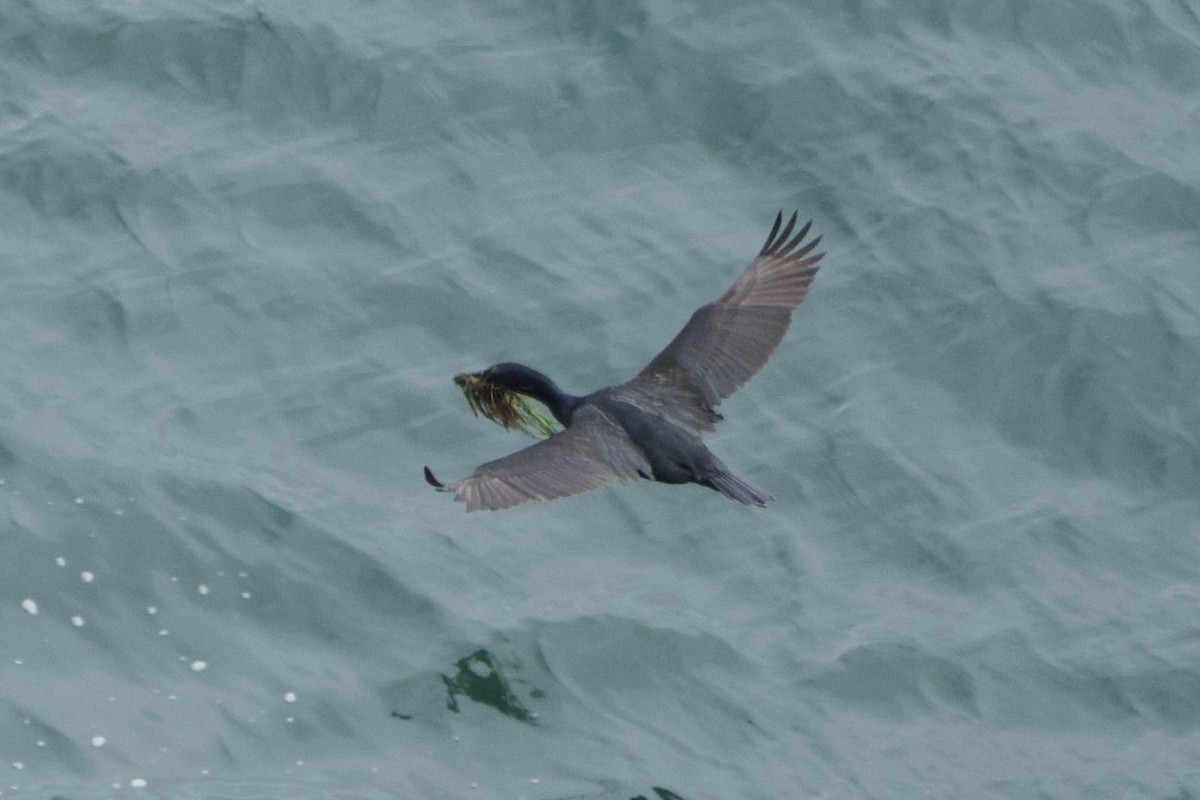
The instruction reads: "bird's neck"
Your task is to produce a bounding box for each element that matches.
[515,368,580,426]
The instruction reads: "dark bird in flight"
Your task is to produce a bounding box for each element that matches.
[425,211,824,511]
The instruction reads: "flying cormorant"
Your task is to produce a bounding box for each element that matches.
[425,211,824,511]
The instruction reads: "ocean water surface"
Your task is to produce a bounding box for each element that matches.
[2,1,1199,798]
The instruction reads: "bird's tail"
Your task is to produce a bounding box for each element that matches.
[704,467,773,507]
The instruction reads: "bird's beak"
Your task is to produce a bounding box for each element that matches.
[454,370,487,388]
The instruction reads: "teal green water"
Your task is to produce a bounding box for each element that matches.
[3,1,1199,798]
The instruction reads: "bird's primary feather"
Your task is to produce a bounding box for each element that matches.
[631,211,823,410]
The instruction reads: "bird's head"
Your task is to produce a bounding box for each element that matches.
[474,362,547,396]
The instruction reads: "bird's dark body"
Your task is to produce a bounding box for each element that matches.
[595,392,746,497]
[426,211,824,511]
[593,392,710,485]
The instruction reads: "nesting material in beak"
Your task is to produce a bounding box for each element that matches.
[454,372,559,438]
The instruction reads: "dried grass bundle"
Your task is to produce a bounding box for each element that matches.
[454,372,559,438]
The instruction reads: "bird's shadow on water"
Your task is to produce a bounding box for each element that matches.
[384,644,698,800]
[438,648,538,724]
[402,663,699,800]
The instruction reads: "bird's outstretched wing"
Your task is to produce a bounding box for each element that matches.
[629,211,823,412]
[430,405,650,511]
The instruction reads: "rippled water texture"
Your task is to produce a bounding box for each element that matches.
[2,1,1199,798]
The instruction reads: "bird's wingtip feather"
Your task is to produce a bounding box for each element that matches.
[423,466,446,489]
